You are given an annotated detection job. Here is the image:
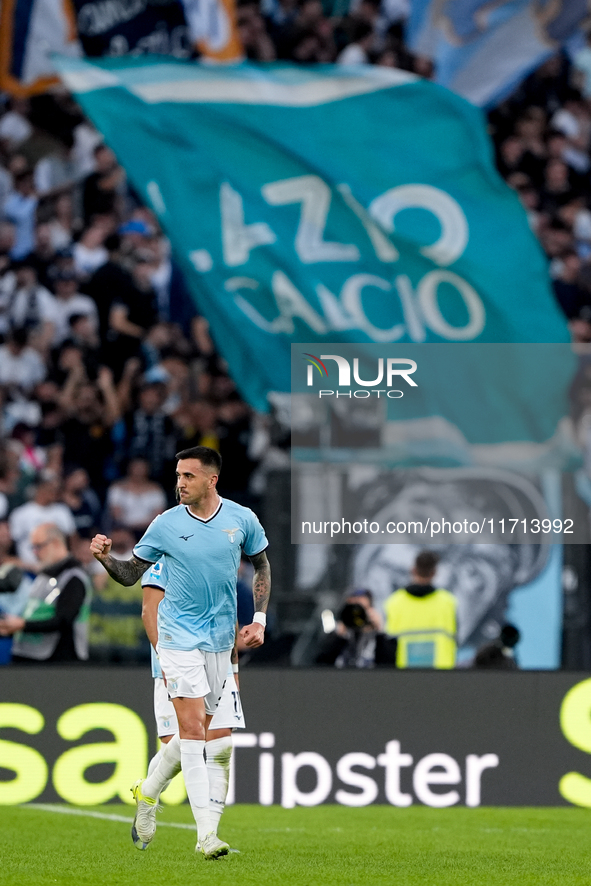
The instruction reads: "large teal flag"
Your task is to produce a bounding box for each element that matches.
[56,57,569,414]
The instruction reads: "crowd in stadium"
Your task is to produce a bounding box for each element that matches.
[489,47,591,342]
[0,9,590,659]
[0,91,291,526]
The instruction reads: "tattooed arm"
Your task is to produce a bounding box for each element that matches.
[89,534,149,587]
[250,550,271,614]
[239,550,271,649]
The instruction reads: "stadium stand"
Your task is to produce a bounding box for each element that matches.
[0,7,589,662]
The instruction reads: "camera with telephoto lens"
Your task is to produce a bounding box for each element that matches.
[339,602,369,630]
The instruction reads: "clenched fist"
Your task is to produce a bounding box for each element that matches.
[239,622,265,648]
[90,534,112,562]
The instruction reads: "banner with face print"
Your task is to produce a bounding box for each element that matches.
[55,57,569,411]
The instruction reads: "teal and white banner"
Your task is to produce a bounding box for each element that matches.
[56,58,569,412]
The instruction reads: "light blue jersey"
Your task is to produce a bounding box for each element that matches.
[142,561,242,680]
[135,499,267,653]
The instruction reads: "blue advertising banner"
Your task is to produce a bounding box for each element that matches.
[55,58,569,413]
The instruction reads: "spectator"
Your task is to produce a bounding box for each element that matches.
[0,98,33,151]
[0,519,24,601]
[237,1,277,60]
[383,550,457,668]
[2,257,57,354]
[61,467,102,538]
[538,217,573,261]
[3,171,38,260]
[47,193,78,250]
[574,33,591,99]
[0,522,92,662]
[0,327,46,393]
[59,367,120,496]
[0,520,31,648]
[125,381,177,486]
[83,233,132,343]
[539,159,577,215]
[50,268,99,346]
[516,183,543,233]
[63,314,103,383]
[33,141,78,200]
[337,20,374,64]
[72,222,109,278]
[107,252,159,376]
[514,108,547,166]
[496,135,528,180]
[106,458,166,535]
[561,202,591,263]
[0,220,16,261]
[552,251,591,320]
[82,144,125,224]
[34,380,64,449]
[217,395,257,505]
[0,456,18,520]
[31,223,58,289]
[551,94,591,158]
[9,478,76,567]
[176,399,219,451]
[118,218,152,257]
[10,423,46,481]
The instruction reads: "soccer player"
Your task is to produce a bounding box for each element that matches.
[141,560,245,850]
[90,446,270,859]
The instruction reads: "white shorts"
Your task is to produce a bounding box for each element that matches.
[156,646,231,715]
[154,673,245,736]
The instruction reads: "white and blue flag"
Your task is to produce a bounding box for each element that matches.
[408,0,589,107]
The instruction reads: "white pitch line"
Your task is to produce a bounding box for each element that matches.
[24,803,195,830]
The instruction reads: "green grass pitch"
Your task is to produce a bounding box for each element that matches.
[2,804,590,885]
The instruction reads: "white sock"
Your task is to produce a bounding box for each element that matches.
[147,748,164,778]
[180,738,213,841]
[206,736,233,834]
[143,733,182,799]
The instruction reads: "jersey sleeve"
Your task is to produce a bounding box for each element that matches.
[141,559,167,590]
[134,516,165,564]
[242,509,268,557]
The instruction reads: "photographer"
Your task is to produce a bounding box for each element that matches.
[317,589,384,668]
[473,623,520,670]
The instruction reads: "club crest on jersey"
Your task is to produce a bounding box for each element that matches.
[222,527,240,543]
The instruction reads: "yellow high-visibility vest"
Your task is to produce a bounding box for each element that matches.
[384,588,457,669]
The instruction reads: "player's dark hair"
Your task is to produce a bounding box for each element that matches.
[414,550,438,578]
[175,446,222,473]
